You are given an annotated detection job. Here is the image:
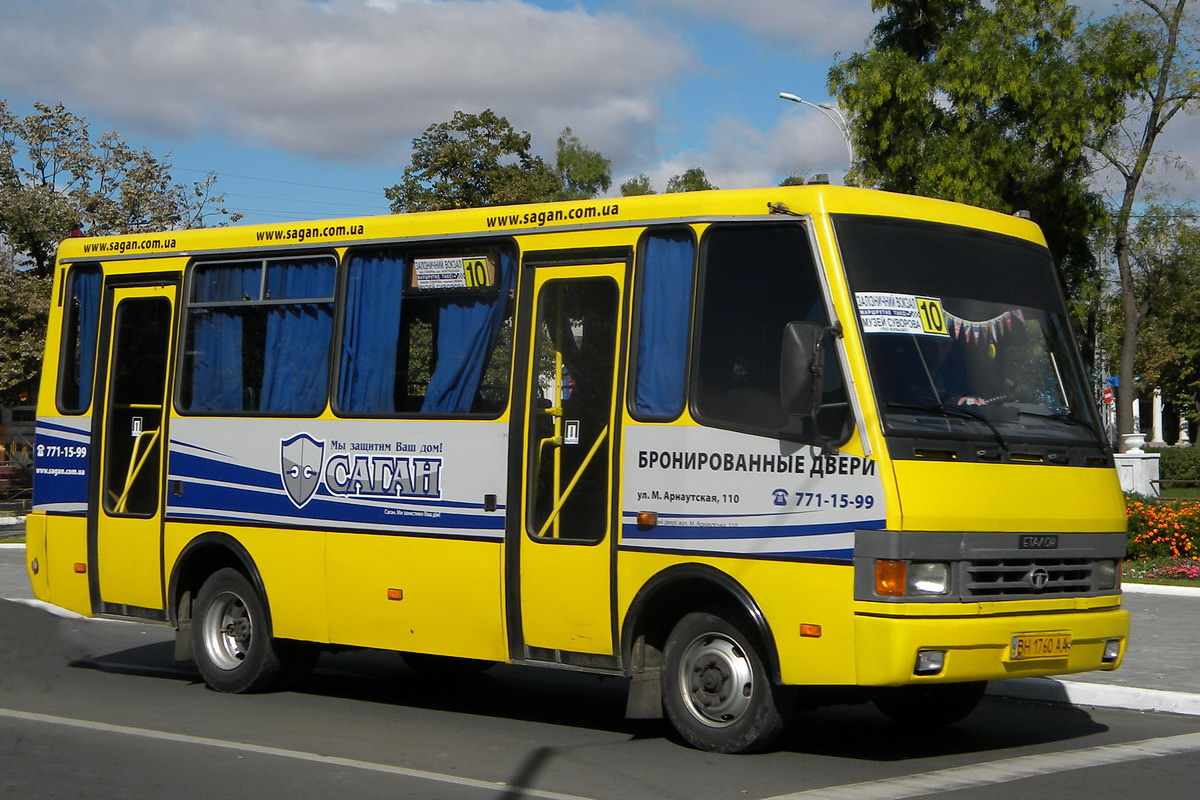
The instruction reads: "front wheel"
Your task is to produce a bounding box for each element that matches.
[662,612,793,753]
[192,568,313,693]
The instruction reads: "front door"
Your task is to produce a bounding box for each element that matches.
[512,262,624,659]
[91,283,176,616]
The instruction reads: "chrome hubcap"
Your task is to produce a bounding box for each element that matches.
[202,591,252,671]
[677,632,755,727]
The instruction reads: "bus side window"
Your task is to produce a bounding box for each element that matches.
[58,263,102,414]
[337,245,516,416]
[180,256,335,415]
[692,224,850,445]
[631,230,695,420]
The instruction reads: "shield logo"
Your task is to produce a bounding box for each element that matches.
[280,433,325,508]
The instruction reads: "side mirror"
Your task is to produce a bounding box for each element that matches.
[780,321,826,417]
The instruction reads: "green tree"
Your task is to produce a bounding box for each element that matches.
[385,110,559,212]
[665,167,717,193]
[0,263,52,406]
[0,100,239,277]
[555,127,611,200]
[619,174,655,196]
[827,0,1151,307]
[1121,206,1200,425]
[1100,0,1200,442]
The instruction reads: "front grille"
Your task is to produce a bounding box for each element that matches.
[965,557,1095,598]
[852,530,1127,603]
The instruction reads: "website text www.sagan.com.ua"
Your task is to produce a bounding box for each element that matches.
[82,237,178,254]
[486,203,620,229]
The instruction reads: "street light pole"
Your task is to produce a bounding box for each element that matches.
[778,91,855,171]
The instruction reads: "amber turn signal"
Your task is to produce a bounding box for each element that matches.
[874,559,906,596]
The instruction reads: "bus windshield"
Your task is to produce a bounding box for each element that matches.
[834,215,1105,457]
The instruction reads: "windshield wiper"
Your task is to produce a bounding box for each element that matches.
[1016,408,1110,452]
[885,402,1009,450]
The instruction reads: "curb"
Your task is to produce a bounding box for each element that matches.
[7,597,87,619]
[1123,581,1200,597]
[990,677,1200,717]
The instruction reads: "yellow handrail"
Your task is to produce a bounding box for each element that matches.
[535,425,609,539]
[112,427,161,513]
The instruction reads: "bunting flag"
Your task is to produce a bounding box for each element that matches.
[945,309,1022,344]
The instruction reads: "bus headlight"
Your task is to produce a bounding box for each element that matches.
[908,562,950,596]
[1096,559,1119,590]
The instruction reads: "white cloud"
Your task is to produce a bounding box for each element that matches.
[615,108,853,193]
[0,0,691,164]
[644,0,877,55]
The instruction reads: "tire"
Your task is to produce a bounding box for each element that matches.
[662,611,793,753]
[873,681,986,729]
[191,567,310,693]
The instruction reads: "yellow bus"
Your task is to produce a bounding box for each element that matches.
[26,185,1129,753]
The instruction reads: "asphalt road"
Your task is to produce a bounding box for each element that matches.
[2,549,1200,798]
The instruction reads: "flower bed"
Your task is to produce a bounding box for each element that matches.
[1126,496,1200,559]
[1125,495,1200,584]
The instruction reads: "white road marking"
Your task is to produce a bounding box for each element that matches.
[0,706,597,800]
[764,731,1200,799]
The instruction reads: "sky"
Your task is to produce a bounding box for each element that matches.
[0,0,1193,227]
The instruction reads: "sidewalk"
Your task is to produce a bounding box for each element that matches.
[0,511,25,535]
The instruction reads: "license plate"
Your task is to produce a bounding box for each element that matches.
[1010,632,1072,660]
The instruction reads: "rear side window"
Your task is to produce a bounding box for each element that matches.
[58,263,103,414]
[179,255,336,415]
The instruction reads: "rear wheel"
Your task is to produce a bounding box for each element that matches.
[873,681,986,729]
[662,612,792,753]
[191,567,314,693]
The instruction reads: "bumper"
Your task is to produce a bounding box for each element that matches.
[854,606,1130,686]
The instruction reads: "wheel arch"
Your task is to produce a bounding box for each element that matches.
[167,532,271,635]
[621,563,781,683]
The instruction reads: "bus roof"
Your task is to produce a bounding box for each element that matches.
[54,185,1047,265]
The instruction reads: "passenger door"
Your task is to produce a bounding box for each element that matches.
[510,259,626,661]
[90,282,177,616]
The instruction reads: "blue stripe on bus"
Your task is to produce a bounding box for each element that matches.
[167,479,504,528]
[37,418,92,437]
[168,449,279,492]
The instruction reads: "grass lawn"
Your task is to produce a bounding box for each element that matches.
[1123,556,1200,587]
[0,532,25,545]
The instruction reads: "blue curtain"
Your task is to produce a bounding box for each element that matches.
[261,259,335,413]
[338,253,406,413]
[422,250,516,414]
[634,233,694,417]
[72,266,102,410]
[188,264,259,411]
